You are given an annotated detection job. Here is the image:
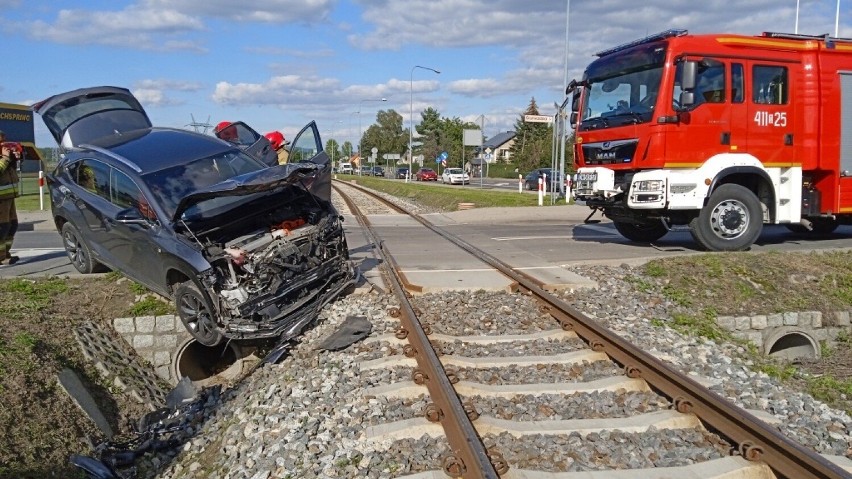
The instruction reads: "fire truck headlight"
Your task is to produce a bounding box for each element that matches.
[670,183,696,194]
[634,180,664,192]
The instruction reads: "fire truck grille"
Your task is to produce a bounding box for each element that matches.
[582,139,638,165]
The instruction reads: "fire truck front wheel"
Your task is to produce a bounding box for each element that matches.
[613,221,668,243]
[689,184,762,251]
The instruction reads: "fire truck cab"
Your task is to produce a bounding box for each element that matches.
[571,30,852,251]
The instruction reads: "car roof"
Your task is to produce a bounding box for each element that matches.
[84,128,236,174]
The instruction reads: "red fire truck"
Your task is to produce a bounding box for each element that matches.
[571,30,852,251]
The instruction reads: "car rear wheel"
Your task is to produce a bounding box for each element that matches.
[175,281,223,346]
[61,222,102,274]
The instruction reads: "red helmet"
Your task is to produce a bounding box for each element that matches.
[214,121,232,133]
[265,131,285,150]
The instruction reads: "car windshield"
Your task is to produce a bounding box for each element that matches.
[446,168,463,174]
[143,149,266,220]
[580,42,667,130]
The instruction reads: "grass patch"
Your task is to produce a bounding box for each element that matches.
[642,251,852,316]
[337,176,564,211]
[14,176,49,212]
[127,295,173,316]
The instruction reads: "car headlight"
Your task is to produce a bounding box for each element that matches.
[633,180,664,192]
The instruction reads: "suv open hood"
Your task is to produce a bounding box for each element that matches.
[33,86,151,149]
[173,162,321,222]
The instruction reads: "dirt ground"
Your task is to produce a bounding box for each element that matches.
[0,250,850,478]
[0,274,166,479]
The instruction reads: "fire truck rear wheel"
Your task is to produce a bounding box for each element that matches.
[613,221,668,243]
[689,184,762,251]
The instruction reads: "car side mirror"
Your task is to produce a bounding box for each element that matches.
[115,207,151,226]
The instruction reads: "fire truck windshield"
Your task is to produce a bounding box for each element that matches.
[580,42,667,130]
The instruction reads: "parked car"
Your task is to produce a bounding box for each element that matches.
[359,165,373,175]
[371,166,385,177]
[524,168,563,192]
[35,86,355,347]
[441,167,470,185]
[395,167,410,179]
[415,168,437,181]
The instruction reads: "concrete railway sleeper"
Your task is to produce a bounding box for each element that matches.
[334,180,851,479]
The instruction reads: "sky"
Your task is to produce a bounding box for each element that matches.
[2,0,849,150]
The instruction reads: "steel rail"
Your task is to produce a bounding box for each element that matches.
[333,184,499,478]
[335,179,850,479]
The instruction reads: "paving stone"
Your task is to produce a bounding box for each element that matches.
[136,316,156,333]
[767,313,783,328]
[156,315,177,332]
[134,334,154,349]
[715,316,735,330]
[113,317,135,334]
[750,315,768,330]
[783,312,798,326]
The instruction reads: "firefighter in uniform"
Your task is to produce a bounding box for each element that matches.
[0,130,20,265]
[264,131,289,165]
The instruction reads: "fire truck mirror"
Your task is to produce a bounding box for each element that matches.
[682,61,697,90]
[679,91,695,109]
[570,112,578,128]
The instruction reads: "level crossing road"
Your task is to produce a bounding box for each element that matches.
[3,208,851,279]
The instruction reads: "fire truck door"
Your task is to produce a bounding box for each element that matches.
[745,62,797,166]
[667,58,731,166]
[728,63,749,153]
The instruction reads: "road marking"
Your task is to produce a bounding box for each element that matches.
[398,268,497,273]
[11,248,65,258]
[492,236,575,241]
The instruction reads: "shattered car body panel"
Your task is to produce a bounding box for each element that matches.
[35,86,355,346]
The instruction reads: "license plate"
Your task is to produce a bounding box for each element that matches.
[577,172,598,182]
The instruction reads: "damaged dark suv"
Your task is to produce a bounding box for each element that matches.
[35,86,355,346]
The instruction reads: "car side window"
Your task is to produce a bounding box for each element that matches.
[111,169,156,220]
[69,159,110,198]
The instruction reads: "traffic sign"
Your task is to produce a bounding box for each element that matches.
[524,115,553,123]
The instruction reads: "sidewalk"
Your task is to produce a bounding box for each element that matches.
[17,208,55,232]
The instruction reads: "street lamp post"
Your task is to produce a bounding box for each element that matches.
[359,98,387,176]
[410,65,440,180]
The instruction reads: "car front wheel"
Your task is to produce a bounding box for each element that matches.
[61,222,101,274]
[175,281,223,346]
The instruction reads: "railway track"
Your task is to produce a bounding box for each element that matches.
[332,180,851,479]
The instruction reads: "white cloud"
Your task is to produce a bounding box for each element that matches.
[143,0,334,23]
[24,5,204,50]
[134,80,204,92]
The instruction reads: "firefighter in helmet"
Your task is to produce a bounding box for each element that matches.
[214,121,238,142]
[264,131,289,165]
[0,130,20,265]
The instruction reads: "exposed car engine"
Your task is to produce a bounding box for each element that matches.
[197,208,348,331]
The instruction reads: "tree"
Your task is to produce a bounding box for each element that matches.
[361,109,407,165]
[324,138,341,164]
[415,107,443,165]
[509,97,553,173]
[341,141,354,159]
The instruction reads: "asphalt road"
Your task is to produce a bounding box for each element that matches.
[4,207,851,280]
